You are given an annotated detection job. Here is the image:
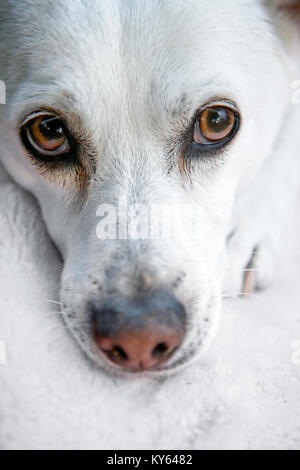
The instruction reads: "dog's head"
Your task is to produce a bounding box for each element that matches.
[0,0,299,374]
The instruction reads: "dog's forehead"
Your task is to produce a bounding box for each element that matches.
[28,0,266,77]
[7,0,273,127]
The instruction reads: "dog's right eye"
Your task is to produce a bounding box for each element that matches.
[21,114,73,160]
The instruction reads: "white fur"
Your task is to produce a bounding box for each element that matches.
[0,166,300,449]
[0,1,299,372]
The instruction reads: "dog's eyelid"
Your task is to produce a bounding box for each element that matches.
[20,110,58,127]
[198,98,239,114]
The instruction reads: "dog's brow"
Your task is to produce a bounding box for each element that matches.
[157,80,233,119]
[11,86,78,126]
[168,93,194,116]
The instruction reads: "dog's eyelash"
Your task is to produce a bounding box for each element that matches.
[179,146,230,177]
[29,154,80,173]
[169,131,228,176]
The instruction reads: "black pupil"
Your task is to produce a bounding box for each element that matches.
[206,107,231,133]
[39,117,64,140]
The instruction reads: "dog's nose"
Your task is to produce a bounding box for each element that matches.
[92,290,186,372]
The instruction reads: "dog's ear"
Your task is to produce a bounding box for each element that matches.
[279,0,300,20]
[264,0,300,56]
[265,0,300,22]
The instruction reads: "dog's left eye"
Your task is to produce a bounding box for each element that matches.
[21,114,71,158]
[192,104,240,148]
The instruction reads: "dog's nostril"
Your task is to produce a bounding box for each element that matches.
[152,342,173,359]
[107,346,128,362]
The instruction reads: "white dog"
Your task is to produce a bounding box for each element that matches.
[0,0,299,375]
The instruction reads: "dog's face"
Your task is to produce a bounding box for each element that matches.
[0,0,298,374]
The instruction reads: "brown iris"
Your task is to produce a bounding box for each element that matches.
[24,115,70,156]
[193,105,237,145]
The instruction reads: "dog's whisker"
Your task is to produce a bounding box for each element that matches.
[225,268,260,276]
[222,292,258,299]
[43,299,63,306]
[240,268,259,273]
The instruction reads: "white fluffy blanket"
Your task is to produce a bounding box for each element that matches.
[0,165,300,450]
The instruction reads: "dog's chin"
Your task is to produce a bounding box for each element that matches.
[60,295,222,378]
